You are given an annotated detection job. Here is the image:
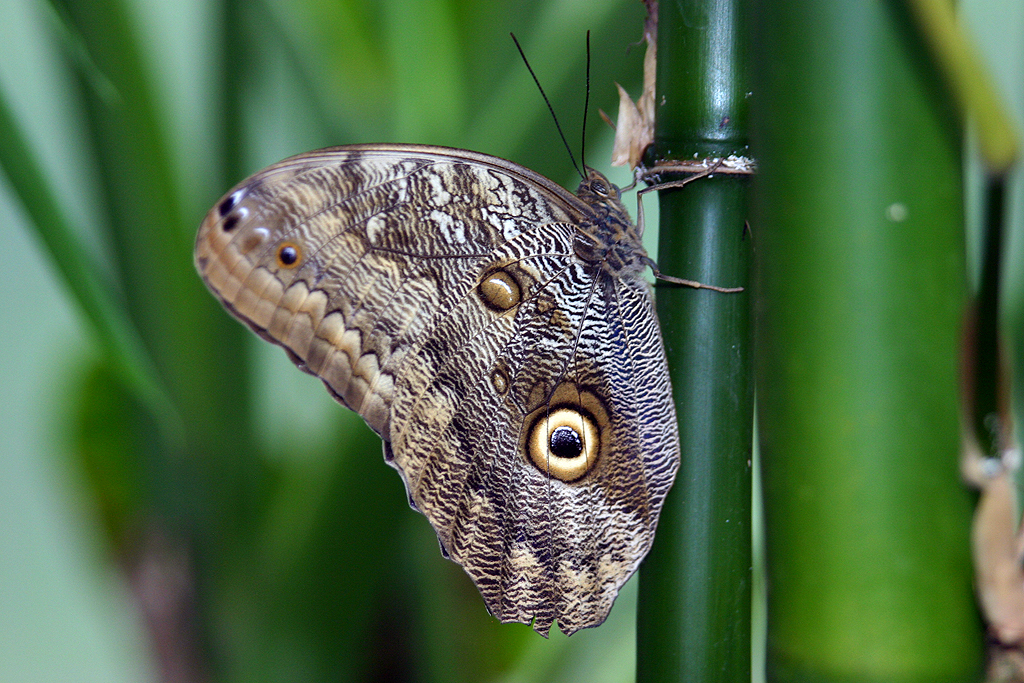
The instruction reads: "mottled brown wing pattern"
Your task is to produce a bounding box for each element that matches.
[194,144,680,636]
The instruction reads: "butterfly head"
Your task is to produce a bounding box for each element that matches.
[575,168,636,228]
[575,168,621,204]
[573,168,648,277]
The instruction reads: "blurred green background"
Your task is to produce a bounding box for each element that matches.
[0,0,651,681]
[3,0,1024,681]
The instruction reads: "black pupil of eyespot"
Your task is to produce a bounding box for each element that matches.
[550,426,583,459]
[279,245,298,265]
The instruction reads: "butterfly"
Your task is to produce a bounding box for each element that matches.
[195,143,685,636]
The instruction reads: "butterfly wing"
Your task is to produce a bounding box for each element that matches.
[195,144,680,635]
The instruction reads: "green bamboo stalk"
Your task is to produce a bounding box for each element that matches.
[752,2,982,681]
[636,1,754,681]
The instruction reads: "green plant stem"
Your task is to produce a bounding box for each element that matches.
[636,1,753,681]
[753,2,982,680]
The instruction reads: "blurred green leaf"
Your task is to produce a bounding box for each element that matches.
[5,0,645,679]
[904,0,1019,173]
[0,80,183,452]
[71,359,148,550]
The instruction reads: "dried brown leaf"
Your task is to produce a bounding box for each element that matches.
[610,3,657,168]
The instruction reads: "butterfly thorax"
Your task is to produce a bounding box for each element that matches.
[573,169,648,278]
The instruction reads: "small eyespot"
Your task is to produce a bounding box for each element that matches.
[491,365,510,395]
[218,190,245,217]
[276,242,302,268]
[220,206,248,233]
[477,268,521,312]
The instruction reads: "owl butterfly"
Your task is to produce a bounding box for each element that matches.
[195,144,686,636]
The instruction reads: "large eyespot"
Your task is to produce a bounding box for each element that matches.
[276,242,302,269]
[477,268,521,312]
[526,405,600,482]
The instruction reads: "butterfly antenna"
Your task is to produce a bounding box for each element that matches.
[511,33,584,180]
[581,30,590,172]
